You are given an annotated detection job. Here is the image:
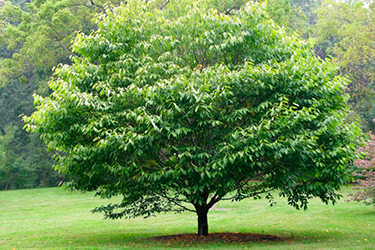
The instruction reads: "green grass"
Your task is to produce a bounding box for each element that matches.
[1,186,374,249]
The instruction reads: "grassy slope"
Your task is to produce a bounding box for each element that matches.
[1,186,374,249]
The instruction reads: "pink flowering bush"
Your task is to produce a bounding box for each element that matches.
[350,134,375,206]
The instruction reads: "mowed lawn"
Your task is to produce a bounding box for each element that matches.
[1,186,374,249]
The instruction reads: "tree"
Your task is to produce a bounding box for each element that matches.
[24,0,361,236]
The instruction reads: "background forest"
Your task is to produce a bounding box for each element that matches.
[0,0,374,190]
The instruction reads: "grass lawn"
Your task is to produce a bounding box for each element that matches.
[1,186,374,249]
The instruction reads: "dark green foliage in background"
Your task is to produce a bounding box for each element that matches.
[0,0,123,190]
[0,79,59,190]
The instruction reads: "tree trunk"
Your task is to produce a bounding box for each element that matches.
[4,168,11,191]
[194,192,211,236]
[4,180,10,191]
[197,210,208,236]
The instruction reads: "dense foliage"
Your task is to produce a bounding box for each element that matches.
[25,0,361,235]
[1,0,373,199]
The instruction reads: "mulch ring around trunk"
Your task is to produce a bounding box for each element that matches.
[152,232,290,244]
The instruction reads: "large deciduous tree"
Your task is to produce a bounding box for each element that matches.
[24,0,361,236]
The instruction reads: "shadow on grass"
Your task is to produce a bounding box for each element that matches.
[278,228,349,245]
[353,210,375,217]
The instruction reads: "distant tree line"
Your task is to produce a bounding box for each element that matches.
[0,0,123,189]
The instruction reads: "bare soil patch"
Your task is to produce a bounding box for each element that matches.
[152,232,290,243]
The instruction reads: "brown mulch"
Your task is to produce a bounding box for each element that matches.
[152,232,290,244]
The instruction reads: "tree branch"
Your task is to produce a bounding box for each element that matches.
[156,191,196,212]
[220,187,276,201]
[159,0,170,10]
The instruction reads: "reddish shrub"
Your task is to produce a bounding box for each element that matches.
[349,134,375,206]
